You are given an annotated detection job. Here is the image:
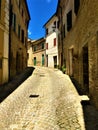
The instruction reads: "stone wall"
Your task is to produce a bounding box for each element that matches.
[63,0,98,108]
[0,0,9,85]
[10,0,29,79]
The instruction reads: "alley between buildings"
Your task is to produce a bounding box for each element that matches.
[0,67,97,130]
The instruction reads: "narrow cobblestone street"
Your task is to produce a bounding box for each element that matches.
[0,67,88,130]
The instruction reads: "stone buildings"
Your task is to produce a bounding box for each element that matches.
[0,0,9,85]
[44,14,59,68]
[9,0,30,79]
[27,38,46,67]
[0,0,30,85]
[57,0,98,108]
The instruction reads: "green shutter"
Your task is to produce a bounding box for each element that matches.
[42,54,44,66]
[34,57,36,66]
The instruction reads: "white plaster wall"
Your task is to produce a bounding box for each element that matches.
[46,32,58,67]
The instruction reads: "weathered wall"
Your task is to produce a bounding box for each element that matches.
[33,50,46,66]
[0,0,9,85]
[63,0,98,108]
[10,0,29,79]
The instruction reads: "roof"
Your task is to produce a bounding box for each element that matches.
[28,37,45,46]
[32,37,45,45]
[43,13,56,27]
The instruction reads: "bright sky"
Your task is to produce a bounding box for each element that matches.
[27,0,58,40]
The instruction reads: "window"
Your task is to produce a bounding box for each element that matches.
[46,43,48,49]
[67,10,72,31]
[25,37,27,47]
[34,46,36,52]
[46,28,48,35]
[42,54,44,66]
[12,13,16,32]
[54,21,56,28]
[0,58,2,69]
[18,25,21,39]
[42,43,44,49]
[25,19,28,27]
[54,38,56,46]
[21,29,24,43]
[34,57,36,66]
[57,16,60,28]
[74,0,80,15]
[57,20,59,28]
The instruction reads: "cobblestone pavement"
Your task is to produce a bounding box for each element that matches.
[0,67,87,130]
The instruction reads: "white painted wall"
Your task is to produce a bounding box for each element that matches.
[46,24,59,68]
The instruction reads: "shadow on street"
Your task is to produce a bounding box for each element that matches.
[81,100,98,130]
[0,67,35,103]
[70,76,98,130]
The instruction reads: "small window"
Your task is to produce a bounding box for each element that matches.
[67,10,72,31]
[42,43,44,49]
[54,21,56,28]
[42,54,44,66]
[34,57,36,66]
[46,43,48,49]
[34,46,36,52]
[12,13,16,32]
[74,0,80,15]
[57,20,59,29]
[54,38,56,47]
[21,29,24,43]
[0,58,2,69]
[46,28,48,35]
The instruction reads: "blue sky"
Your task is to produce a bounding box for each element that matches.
[27,0,58,40]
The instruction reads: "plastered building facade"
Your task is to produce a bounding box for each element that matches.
[27,38,46,67]
[44,14,59,68]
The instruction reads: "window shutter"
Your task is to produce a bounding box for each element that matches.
[46,43,48,49]
[54,38,56,46]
